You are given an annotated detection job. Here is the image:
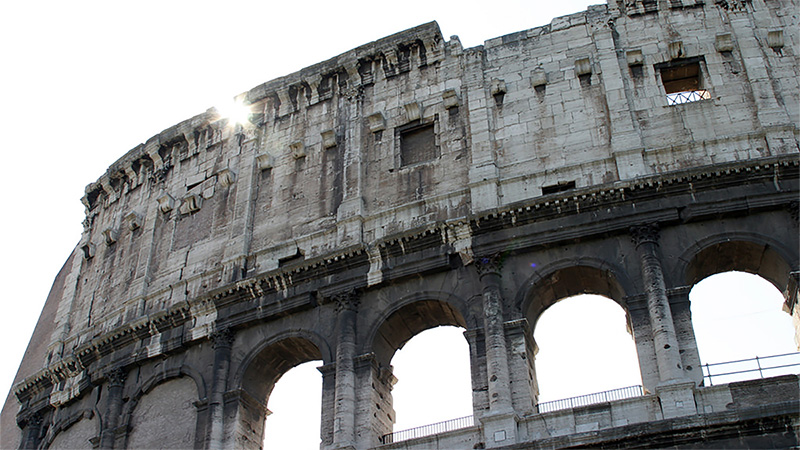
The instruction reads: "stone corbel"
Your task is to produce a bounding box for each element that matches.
[530,67,548,87]
[217,168,236,188]
[180,194,202,215]
[290,141,306,159]
[714,34,734,52]
[767,30,784,49]
[668,41,685,60]
[367,112,385,133]
[403,102,421,122]
[442,89,460,109]
[574,58,593,76]
[256,153,275,170]
[145,137,163,169]
[102,227,118,246]
[124,165,139,189]
[81,242,95,259]
[321,130,337,149]
[99,175,117,205]
[490,78,507,96]
[157,193,175,213]
[125,211,142,231]
[626,50,644,66]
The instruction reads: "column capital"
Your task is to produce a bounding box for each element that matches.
[210,328,235,349]
[105,367,127,388]
[333,290,360,313]
[630,223,660,248]
[475,253,504,276]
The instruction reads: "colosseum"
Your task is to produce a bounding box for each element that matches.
[2,0,798,448]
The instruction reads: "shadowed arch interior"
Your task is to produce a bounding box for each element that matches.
[373,300,468,367]
[240,337,322,405]
[524,265,628,328]
[685,241,792,294]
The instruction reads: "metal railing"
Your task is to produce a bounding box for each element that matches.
[666,89,711,105]
[379,414,474,445]
[536,385,644,413]
[702,351,800,386]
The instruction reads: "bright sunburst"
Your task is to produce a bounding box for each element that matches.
[216,98,252,126]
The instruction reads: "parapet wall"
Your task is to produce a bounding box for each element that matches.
[4,0,799,448]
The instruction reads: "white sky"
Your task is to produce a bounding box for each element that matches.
[0,2,796,448]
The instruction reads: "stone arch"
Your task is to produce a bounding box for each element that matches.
[120,363,207,428]
[516,258,634,328]
[366,291,474,367]
[673,232,797,293]
[228,334,326,449]
[43,409,99,450]
[123,374,202,450]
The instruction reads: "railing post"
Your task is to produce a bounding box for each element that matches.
[756,356,763,379]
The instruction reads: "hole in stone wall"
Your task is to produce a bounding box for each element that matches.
[533,295,642,403]
[262,360,322,450]
[657,57,711,105]
[689,271,798,385]
[541,180,576,195]
[390,326,472,432]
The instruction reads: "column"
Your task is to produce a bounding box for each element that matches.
[667,286,703,386]
[332,291,359,449]
[99,368,127,449]
[208,328,234,450]
[504,319,536,415]
[630,224,696,419]
[21,413,43,450]
[475,254,518,448]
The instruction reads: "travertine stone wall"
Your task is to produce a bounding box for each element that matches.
[3,0,799,449]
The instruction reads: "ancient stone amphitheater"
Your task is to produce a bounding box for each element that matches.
[3,0,798,448]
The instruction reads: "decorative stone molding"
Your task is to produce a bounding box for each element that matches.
[630,223,660,248]
[787,200,798,223]
[102,227,118,246]
[575,58,592,76]
[125,211,142,231]
[81,242,95,260]
[157,193,175,213]
[256,153,275,170]
[403,102,421,122]
[217,168,236,188]
[290,141,306,159]
[442,89,460,109]
[668,41,685,60]
[367,112,385,133]
[475,253,504,276]
[321,130,337,149]
[626,49,644,66]
[179,194,202,215]
[209,328,235,349]
[715,33,734,52]
[767,30,784,49]
[530,67,548,87]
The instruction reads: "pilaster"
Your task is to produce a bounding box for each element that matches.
[99,368,127,449]
[332,291,359,450]
[208,328,234,450]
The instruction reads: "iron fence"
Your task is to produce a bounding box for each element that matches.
[536,385,644,413]
[702,351,800,386]
[379,414,474,445]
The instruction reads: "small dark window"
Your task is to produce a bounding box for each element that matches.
[542,180,576,195]
[400,122,436,166]
[657,58,710,105]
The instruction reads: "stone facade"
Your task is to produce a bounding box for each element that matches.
[2,0,799,448]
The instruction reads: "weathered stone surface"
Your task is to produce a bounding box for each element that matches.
[2,0,799,449]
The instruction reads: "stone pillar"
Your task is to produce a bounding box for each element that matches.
[667,286,703,386]
[463,328,489,418]
[504,319,536,415]
[208,328,234,450]
[332,291,359,450]
[20,413,43,450]
[630,224,696,419]
[99,368,127,449]
[624,294,660,394]
[475,254,518,447]
[318,363,336,448]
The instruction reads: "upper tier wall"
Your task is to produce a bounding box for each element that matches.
[47,0,798,368]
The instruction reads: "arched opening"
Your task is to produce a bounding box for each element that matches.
[684,240,799,386]
[523,265,643,409]
[533,294,642,404]
[262,360,322,450]
[390,326,472,431]
[690,271,797,385]
[371,299,474,443]
[235,336,323,450]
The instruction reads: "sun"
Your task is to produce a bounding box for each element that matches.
[216,98,252,126]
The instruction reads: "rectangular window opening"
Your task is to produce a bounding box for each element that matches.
[399,121,437,166]
[657,58,710,106]
[542,180,576,195]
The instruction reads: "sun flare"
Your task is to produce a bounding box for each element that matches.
[216,99,252,126]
